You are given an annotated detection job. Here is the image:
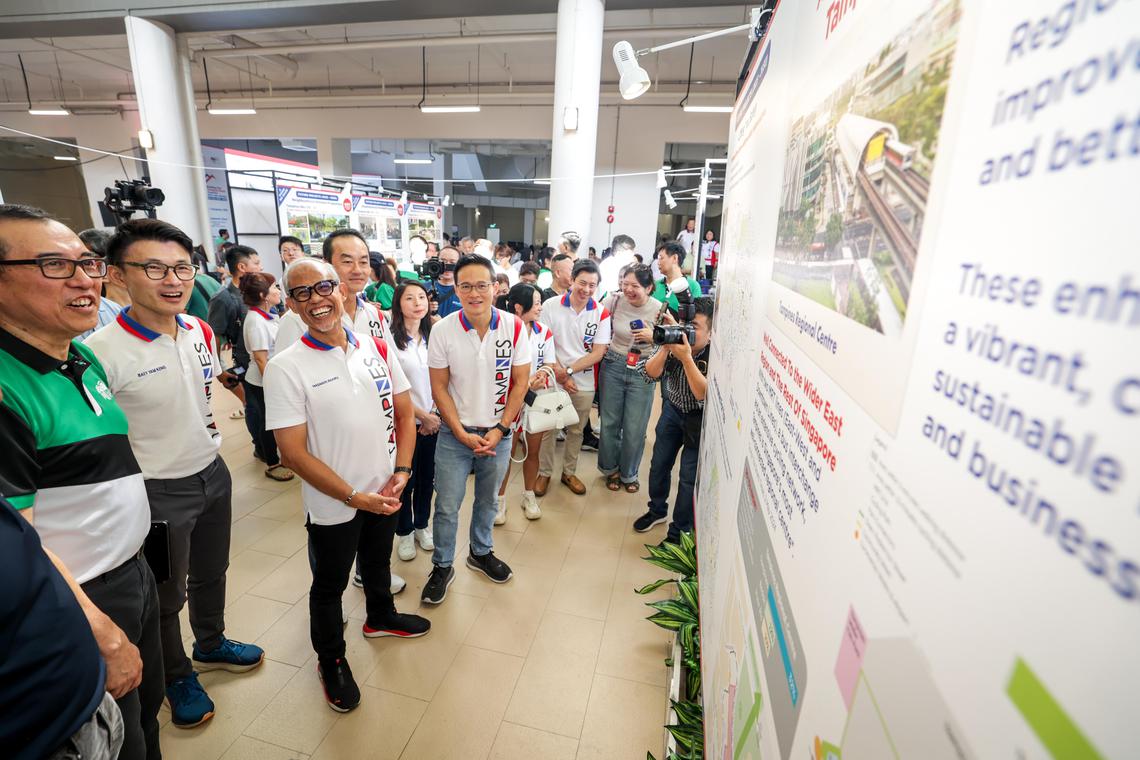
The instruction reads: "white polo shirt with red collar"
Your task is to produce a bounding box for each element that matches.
[263,328,410,526]
[427,308,531,429]
[541,293,612,391]
[274,295,393,352]
[242,306,279,386]
[529,320,557,376]
[84,306,223,480]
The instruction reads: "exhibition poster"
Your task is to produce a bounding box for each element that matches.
[356,194,405,256]
[275,184,355,256]
[698,0,1138,758]
[403,201,444,253]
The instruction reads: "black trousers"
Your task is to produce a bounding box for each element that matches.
[81,555,163,760]
[306,510,397,664]
[243,381,279,467]
[397,432,437,536]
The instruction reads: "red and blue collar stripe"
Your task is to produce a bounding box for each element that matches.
[249,307,275,321]
[301,328,358,351]
[458,309,500,332]
[559,293,596,311]
[116,306,188,342]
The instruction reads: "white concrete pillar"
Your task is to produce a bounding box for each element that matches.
[523,208,535,246]
[124,17,212,250]
[548,0,604,257]
[317,137,353,179]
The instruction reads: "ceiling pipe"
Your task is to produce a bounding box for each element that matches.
[195,25,738,60]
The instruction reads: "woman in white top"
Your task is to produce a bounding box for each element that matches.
[389,279,441,561]
[496,282,562,524]
[598,263,662,493]
[241,272,294,481]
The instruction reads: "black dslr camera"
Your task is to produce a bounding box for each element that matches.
[100,179,165,226]
[415,258,446,281]
[653,290,697,345]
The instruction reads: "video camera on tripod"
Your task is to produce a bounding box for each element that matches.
[99,178,165,227]
[653,278,698,346]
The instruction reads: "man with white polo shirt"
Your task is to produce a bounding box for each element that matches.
[275,228,394,350]
[536,259,611,497]
[265,257,429,713]
[420,254,531,605]
[85,218,265,730]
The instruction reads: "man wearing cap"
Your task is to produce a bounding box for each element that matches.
[85,218,265,730]
[0,204,161,760]
[265,257,429,713]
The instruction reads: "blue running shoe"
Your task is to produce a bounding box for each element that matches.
[192,638,265,673]
[166,673,214,728]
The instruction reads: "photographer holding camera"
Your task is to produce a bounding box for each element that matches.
[633,295,714,545]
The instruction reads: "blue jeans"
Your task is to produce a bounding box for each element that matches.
[647,402,699,542]
[432,426,512,567]
[597,354,655,483]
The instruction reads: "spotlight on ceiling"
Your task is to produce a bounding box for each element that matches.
[612,42,651,101]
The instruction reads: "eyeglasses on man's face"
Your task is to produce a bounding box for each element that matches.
[288,279,338,301]
[0,254,107,279]
[123,261,198,281]
[456,281,493,295]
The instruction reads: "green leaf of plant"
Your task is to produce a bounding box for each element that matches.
[645,611,686,631]
[677,578,700,615]
[635,577,676,595]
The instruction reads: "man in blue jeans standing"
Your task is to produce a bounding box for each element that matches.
[422,254,532,604]
[634,296,714,544]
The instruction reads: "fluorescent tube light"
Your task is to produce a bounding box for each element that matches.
[394,158,434,165]
[534,179,551,185]
[419,105,481,114]
[207,107,257,115]
[53,155,78,161]
[28,107,69,116]
[683,105,734,113]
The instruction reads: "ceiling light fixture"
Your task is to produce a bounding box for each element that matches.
[137,129,155,150]
[613,8,771,101]
[534,179,551,185]
[563,106,579,131]
[394,158,434,165]
[664,190,677,209]
[683,105,734,113]
[19,55,70,115]
[656,168,668,189]
[442,194,450,206]
[417,47,480,114]
[53,155,78,161]
[203,59,256,115]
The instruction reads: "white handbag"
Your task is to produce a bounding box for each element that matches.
[524,367,580,434]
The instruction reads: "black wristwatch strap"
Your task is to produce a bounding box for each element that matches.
[494,422,512,436]
[394,466,412,475]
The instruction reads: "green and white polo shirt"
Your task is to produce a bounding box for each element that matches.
[0,327,150,584]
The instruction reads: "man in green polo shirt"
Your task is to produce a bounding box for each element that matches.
[0,204,163,760]
[652,241,703,313]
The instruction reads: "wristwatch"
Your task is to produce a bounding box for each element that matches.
[344,488,358,506]
[394,466,412,475]
[493,422,512,436]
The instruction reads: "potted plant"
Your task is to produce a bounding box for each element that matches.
[637,532,704,760]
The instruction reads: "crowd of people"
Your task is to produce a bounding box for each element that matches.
[0,203,715,759]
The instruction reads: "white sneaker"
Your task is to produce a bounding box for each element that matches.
[391,573,406,595]
[494,495,508,526]
[521,492,542,521]
[397,533,416,561]
[415,527,434,552]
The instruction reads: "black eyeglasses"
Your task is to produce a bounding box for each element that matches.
[122,262,198,281]
[0,255,107,279]
[288,279,338,301]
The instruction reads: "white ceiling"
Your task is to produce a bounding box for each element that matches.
[0,6,753,111]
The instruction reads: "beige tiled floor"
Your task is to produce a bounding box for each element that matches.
[159,387,676,759]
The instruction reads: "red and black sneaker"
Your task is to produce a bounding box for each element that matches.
[362,612,431,639]
[317,657,360,713]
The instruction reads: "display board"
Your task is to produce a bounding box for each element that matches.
[200,145,234,250]
[403,201,444,252]
[697,1,1138,758]
[275,184,355,257]
[356,194,404,257]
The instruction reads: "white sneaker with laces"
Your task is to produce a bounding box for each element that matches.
[415,527,434,551]
[494,495,508,526]
[391,573,407,595]
[521,491,542,521]
[397,533,416,561]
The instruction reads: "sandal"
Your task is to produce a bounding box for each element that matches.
[606,473,622,492]
[264,464,295,482]
[624,481,640,494]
